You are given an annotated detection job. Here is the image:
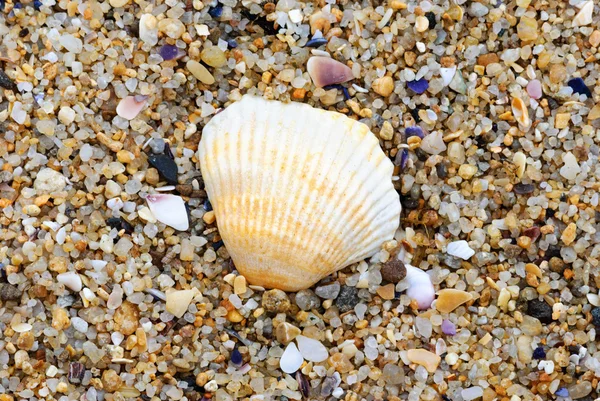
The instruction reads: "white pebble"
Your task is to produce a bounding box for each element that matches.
[57,271,83,292]
[280,342,303,373]
[446,240,475,260]
[296,335,328,362]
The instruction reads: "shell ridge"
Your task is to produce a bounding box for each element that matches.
[305,129,376,275]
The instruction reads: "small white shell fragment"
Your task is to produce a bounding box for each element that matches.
[280,342,304,373]
[404,265,435,310]
[296,335,328,362]
[57,271,83,292]
[511,96,531,129]
[587,293,600,306]
[166,289,195,318]
[446,240,475,260]
[288,9,303,23]
[146,194,189,231]
[42,221,61,231]
[306,56,354,88]
[572,0,594,26]
[440,66,457,86]
[513,151,527,179]
[116,96,148,120]
[13,323,33,333]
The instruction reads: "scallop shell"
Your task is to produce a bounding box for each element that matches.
[198,95,401,291]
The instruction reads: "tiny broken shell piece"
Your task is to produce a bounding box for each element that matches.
[307,56,354,88]
[404,265,435,310]
[280,342,303,373]
[146,194,189,231]
[511,96,531,129]
[435,289,473,313]
[57,271,83,292]
[165,289,195,318]
[116,96,148,120]
[440,66,457,86]
[572,0,594,26]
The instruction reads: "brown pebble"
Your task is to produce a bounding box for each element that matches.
[262,289,291,313]
[0,283,21,301]
[102,369,123,393]
[477,53,499,67]
[114,301,140,335]
[380,258,407,283]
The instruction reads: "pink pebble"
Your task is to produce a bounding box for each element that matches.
[116,95,148,120]
[526,79,542,100]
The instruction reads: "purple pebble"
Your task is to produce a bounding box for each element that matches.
[405,126,424,138]
[159,44,180,61]
[441,319,456,336]
[407,78,429,94]
[555,388,569,398]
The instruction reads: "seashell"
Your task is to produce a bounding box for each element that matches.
[511,96,531,129]
[199,95,401,291]
[572,0,594,26]
[404,265,435,310]
[281,342,303,373]
[307,56,355,88]
[116,95,148,120]
[146,194,189,231]
[446,240,475,260]
[440,66,457,86]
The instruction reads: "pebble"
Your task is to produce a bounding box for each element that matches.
[527,299,553,324]
[415,16,429,32]
[435,289,473,313]
[233,275,247,295]
[526,79,542,99]
[335,285,359,312]
[158,18,186,39]
[113,301,139,335]
[521,315,543,336]
[34,168,66,194]
[315,282,340,299]
[407,349,441,373]
[147,154,178,185]
[57,272,83,292]
[568,382,592,399]
[440,66,457,86]
[372,76,394,97]
[187,60,215,85]
[295,289,320,310]
[11,101,26,124]
[328,353,354,373]
[381,258,406,283]
[275,322,301,344]
[296,335,328,362]
[517,16,538,41]
[262,289,291,313]
[407,78,429,94]
[568,77,592,98]
[109,0,130,7]
[59,34,83,53]
[420,131,446,155]
[58,106,76,125]
[280,343,303,373]
[201,47,227,68]
[376,284,395,300]
[462,387,484,401]
[382,364,404,385]
[559,152,582,180]
[166,289,195,318]
[591,308,600,327]
[0,284,21,301]
[139,14,159,46]
[561,222,577,246]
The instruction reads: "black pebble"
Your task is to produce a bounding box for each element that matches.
[532,346,545,359]
[513,183,535,195]
[527,299,553,324]
[0,70,17,91]
[401,197,419,210]
[335,285,359,313]
[147,154,178,185]
[591,308,600,327]
[436,162,448,179]
[106,217,134,234]
[425,12,436,28]
[0,283,21,301]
